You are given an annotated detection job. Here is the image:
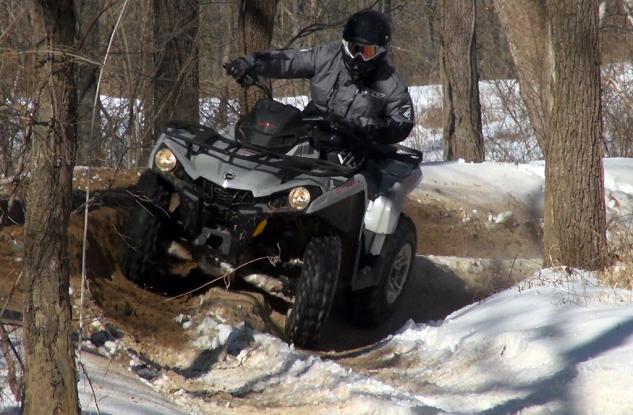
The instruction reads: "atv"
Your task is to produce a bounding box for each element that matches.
[119,79,422,347]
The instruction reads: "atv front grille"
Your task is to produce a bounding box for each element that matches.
[198,179,255,208]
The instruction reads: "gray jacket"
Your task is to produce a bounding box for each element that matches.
[246,42,414,144]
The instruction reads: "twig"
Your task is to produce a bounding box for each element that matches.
[159,253,281,304]
[0,270,24,404]
[506,255,518,281]
[78,360,101,415]
[0,271,23,325]
[0,324,23,404]
[78,0,131,359]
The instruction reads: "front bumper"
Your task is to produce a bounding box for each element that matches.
[158,171,264,261]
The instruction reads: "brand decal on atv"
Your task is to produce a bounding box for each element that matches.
[223,170,235,180]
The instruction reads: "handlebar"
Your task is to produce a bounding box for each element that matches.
[223,63,273,100]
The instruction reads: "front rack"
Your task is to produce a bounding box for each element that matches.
[163,121,360,178]
[162,121,424,178]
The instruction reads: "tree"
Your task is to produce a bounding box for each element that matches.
[238,0,279,113]
[76,0,103,166]
[380,0,392,15]
[543,0,608,269]
[216,1,236,127]
[23,1,80,413]
[493,0,550,153]
[440,0,485,162]
[493,0,608,269]
[153,0,200,136]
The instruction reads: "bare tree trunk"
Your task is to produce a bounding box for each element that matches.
[76,0,103,166]
[139,0,155,167]
[543,0,608,269]
[217,1,235,127]
[600,0,632,63]
[493,0,551,154]
[0,118,12,176]
[153,0,200,132]
[24,1,80,414]
[238,0,279,114]
[440,0,484,162]
[380,0,392,15]
[601,0,627,22]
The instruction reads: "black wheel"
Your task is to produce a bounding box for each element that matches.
[285,235,342,347]
[119,170,172,284]
[350,214,416,327]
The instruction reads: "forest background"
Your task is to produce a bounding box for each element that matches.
[2,0,632,175]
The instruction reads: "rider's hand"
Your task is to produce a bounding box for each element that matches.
[356,124,377,140]
[224,57,252,83]
[310,127,342,149]
[325,112,345,129]
[324,113,354,137]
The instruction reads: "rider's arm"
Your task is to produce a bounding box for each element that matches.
[245,47,319,79]
[356,85,415,145]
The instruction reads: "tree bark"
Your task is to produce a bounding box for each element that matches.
[493,0,551,154]
[24,1,80,414]
[153,0,200,132]
[543,0,608,269]
[380,0,392,16]
[440,0,484,162]
[76,0,103,166]
[217,1,235,127]
[0,118,13,176]
[238,0,279,114]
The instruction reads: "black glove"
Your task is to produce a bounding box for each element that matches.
[224,57,253,84]
[310,126,343,150]
[356,124,377,140]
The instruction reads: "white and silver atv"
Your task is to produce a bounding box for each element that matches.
[119,91,422,347]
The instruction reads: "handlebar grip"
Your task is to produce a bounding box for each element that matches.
[240,73,256,86]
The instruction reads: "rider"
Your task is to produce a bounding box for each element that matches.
[225,9,414,148]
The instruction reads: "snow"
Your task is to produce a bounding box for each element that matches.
[2,157,633,413]
[412,160,546,214]
[78,353,190,415]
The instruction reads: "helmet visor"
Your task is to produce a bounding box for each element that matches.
[342,40,386,61]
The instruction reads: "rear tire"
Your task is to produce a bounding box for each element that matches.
[350,214,416,327]
[285,235,342,347]
[119,170,171,285]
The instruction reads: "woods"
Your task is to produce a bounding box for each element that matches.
[0,0,632,411]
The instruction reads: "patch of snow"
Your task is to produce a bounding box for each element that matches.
[489,210,514,224]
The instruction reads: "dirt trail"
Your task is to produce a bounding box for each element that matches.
[0,168,544,360]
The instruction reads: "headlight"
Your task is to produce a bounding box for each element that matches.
[288,186,311,210]
[154,148,177,172]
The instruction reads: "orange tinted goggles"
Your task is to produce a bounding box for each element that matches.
[342,40,386,61]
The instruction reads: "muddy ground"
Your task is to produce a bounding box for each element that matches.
[0,168,544,361]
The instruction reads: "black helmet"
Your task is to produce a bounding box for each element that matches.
[341,10,391,83]
[343,9,391,46]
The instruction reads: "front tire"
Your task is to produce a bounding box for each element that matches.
[285,235,342,347]
[119,170,171,285]
[350,214,416,327]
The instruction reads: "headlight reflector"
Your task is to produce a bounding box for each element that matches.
[154,148,177,172]
[288,187,311,210]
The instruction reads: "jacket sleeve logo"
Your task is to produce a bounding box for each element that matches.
[400,105,412,120]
